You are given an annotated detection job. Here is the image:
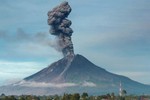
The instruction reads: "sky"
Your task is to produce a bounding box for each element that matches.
[0,0,150,86]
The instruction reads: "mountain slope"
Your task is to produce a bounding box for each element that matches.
[0,54,150,95]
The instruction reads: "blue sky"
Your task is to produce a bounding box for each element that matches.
[0,0,150,86]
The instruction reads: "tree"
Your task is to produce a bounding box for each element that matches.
[18,96,25,100]
[25,95,33,100]
[1,93,5,97]
[54,95,60,100]
[4,96,9,100]
[111,92,115,100]
[88,96,95,100]
[107,93,111,100]
[97,96,103,100]
[62,93,72,100]
[0,93,5,100]
[71,93,80,100]
[122,89,127,96]
[9,95,17,100]
[81,92,88,100]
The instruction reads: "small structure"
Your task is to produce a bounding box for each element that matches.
[119,81,122,96]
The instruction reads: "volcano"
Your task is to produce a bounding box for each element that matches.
[0,54,150,95]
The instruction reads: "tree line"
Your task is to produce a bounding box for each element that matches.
[0,92,149,100]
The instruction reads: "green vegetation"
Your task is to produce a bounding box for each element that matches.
[0,92,149,100]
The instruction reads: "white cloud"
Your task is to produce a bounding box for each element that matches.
[14,80,97,88]
[15,80,77,88]
[82,81,97,87]
[0,60,47,86]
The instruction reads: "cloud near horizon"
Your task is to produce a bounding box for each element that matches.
[0,60,42,85]
[14,80,97,88]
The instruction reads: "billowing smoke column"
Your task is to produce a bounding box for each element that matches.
[47,1,74,57]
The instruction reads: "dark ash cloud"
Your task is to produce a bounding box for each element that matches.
[0,28,60,59]
[47,1,74,57]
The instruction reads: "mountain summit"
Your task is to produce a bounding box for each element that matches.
[0,54,150,95]
[24,54,107,83]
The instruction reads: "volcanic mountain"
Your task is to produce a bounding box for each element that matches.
[0,54,150,95]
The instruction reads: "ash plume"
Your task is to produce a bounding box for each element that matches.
[47,1,74,57]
